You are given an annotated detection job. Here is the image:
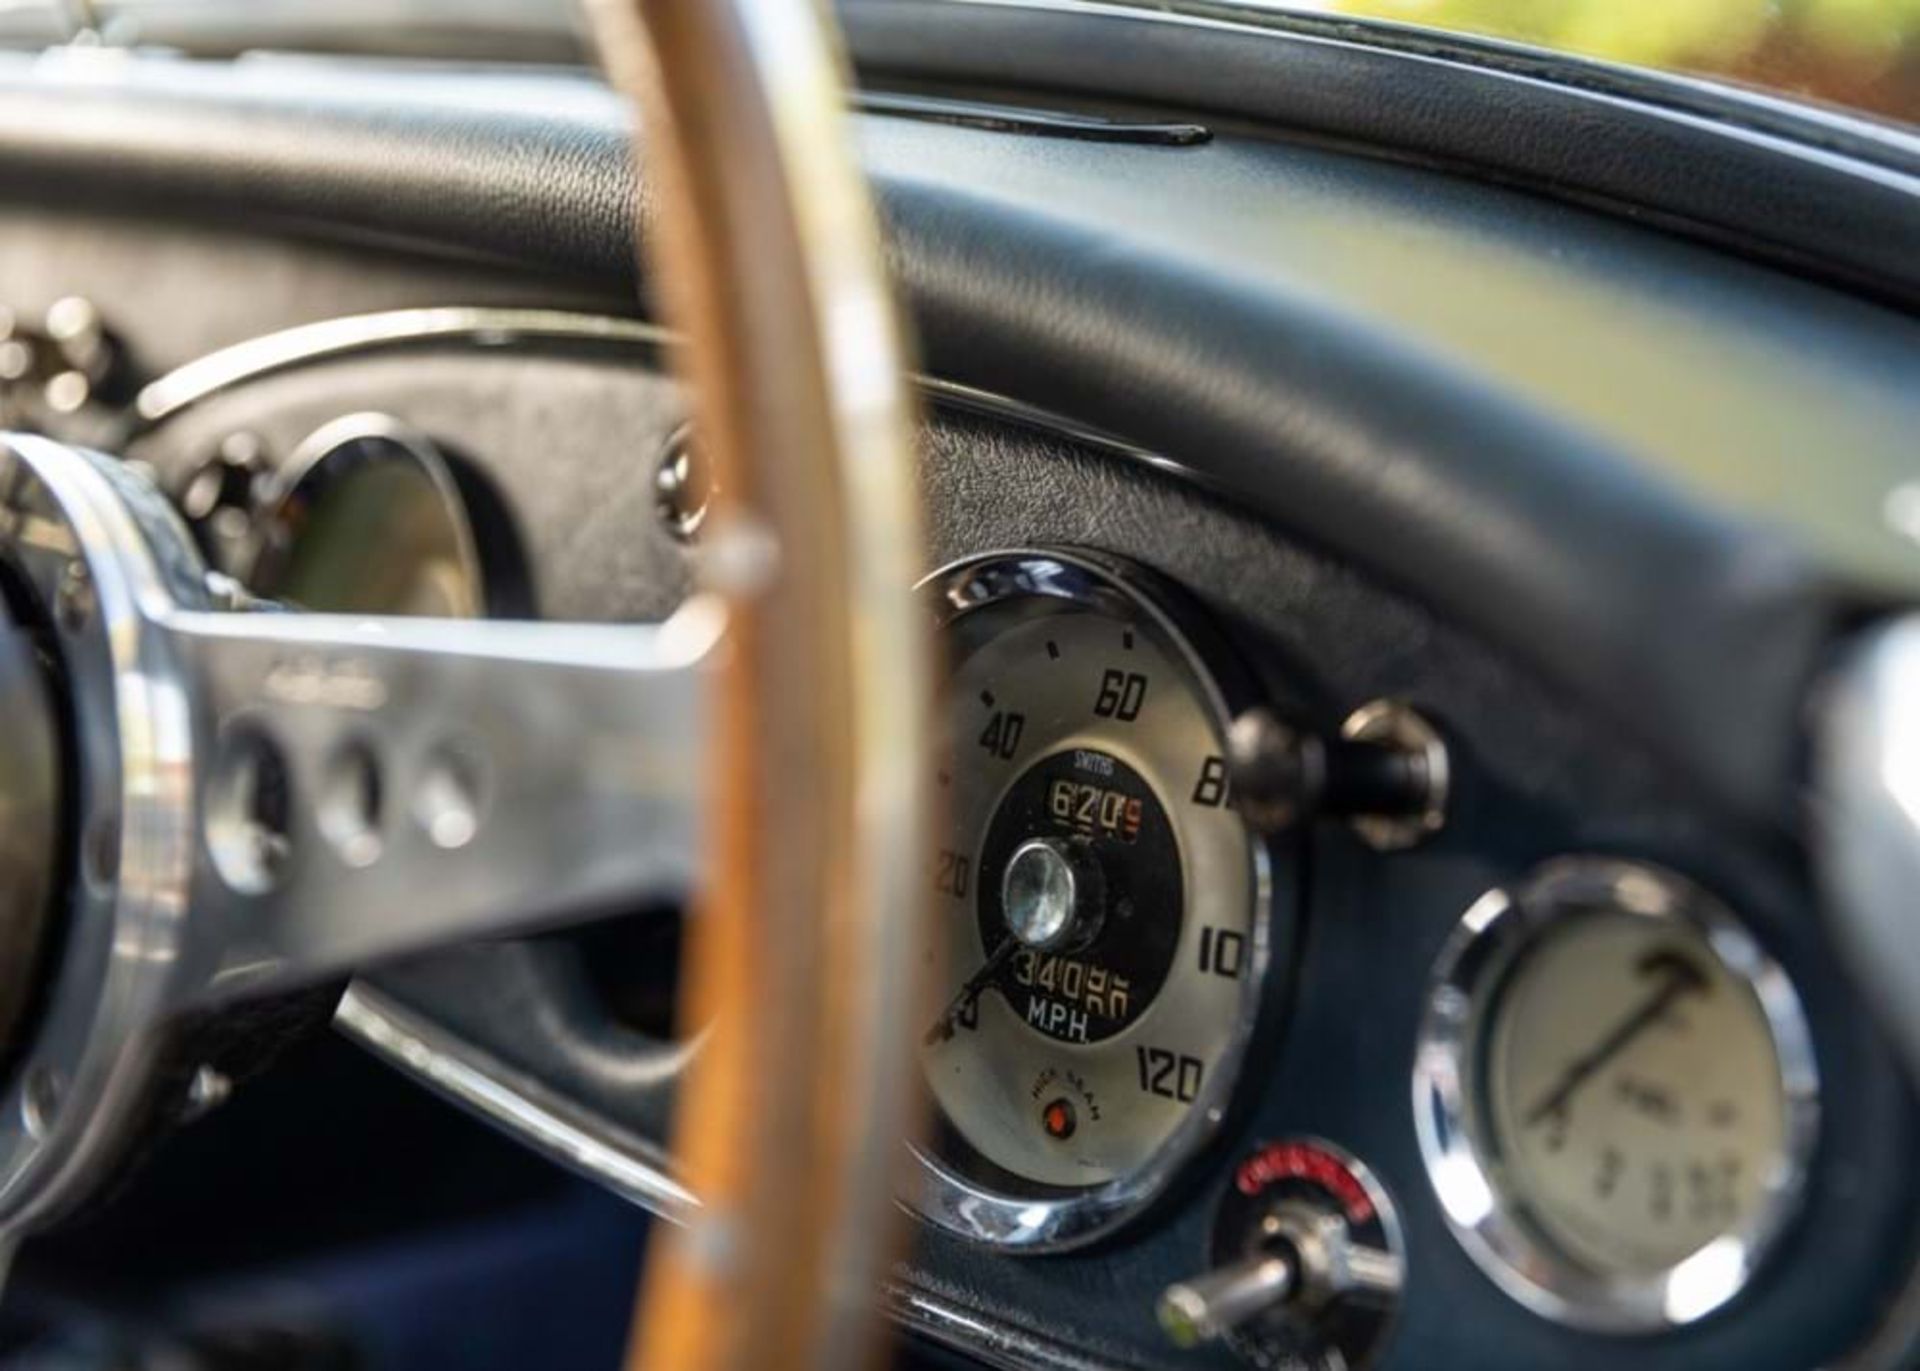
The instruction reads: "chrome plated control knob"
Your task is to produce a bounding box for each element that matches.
[1159,1251,1297,1347]
[1164,1138,1404,1369]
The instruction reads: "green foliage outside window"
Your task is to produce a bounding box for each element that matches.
[1314,0,1920,121]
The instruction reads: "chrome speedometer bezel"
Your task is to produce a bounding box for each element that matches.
[904,548,1280,1253]
[1412,856,1821,1332]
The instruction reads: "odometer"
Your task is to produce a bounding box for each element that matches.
[908,550,1289,1250]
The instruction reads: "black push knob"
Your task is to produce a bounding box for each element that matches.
[1225,702,1448,850]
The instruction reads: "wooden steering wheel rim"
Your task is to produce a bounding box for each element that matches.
[580,2,931,1370]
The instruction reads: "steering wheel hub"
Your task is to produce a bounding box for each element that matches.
[0,435,220,1232]
[0,560,61,1076]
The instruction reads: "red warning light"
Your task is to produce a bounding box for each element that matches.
[1041,1097,1077,1141]
[1234,1140,1375,1224]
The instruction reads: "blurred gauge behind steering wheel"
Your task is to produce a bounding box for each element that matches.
[242,412,505,618]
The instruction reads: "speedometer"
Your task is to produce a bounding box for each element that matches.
[907,550,1293,1250]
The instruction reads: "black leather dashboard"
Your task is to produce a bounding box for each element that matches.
[0,45,1914,831]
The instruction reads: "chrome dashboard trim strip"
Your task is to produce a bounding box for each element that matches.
[918,376,1205,488]
[133,308,675,424]
[133,305,1208,489]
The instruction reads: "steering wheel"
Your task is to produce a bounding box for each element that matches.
[0,3,927,1370]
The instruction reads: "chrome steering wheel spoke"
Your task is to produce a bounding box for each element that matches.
[167,606,715,1007]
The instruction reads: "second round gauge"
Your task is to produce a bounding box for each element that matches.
[1415,858,1818,1330]
[917,551,1272,1228]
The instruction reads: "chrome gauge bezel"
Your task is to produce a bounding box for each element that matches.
[249,412,490,615]
[904,549,1278,1252]
[1412,856,1820,1332]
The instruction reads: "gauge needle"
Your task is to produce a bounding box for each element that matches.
[924,938,1016,1046]
[1523,950,1708,1128]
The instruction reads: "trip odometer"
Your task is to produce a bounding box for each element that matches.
[909,551,1284,1250]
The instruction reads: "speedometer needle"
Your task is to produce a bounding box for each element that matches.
[924,937,1016,1046]
[1523,950,1708,1128]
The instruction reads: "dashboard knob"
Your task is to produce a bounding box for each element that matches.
[1158,1251,1297,1347]
[45,296,112,380]
[1225,701,1448,849]
[0,298,131,434]
[42,296,124,415]
[1165,1137,1404,1368]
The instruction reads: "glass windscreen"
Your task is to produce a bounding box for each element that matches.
[1235,1,1918,124]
